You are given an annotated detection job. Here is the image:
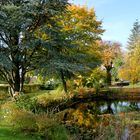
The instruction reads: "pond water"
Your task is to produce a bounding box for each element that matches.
[100,100,140,114]
[67,100,140,139]
[72,100,140,115]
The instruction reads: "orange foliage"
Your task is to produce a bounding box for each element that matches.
[99,41,122,67]
[118,49,140,83]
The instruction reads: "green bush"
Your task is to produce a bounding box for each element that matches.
[83,68,107,93]
[15,95,41,113]
[46,124,69,140]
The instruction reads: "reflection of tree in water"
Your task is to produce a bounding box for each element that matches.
[76,101,115,115]
[63,100,140,140]
[105,101,140,113]
[72,100,140,115]
[129,102,139,111]
[75,101,102,115]
[103,101,114,114]
[117,101,140,112]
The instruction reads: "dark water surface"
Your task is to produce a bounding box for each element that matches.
[73,100,140,115]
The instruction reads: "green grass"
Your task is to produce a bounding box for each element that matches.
[0,126,41,140]
[29,86,66,101]
[28,86,64,97]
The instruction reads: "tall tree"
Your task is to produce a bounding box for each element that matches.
[38,5,104,92]
[120,19,140,84]
[100,41,122,85]
[128,19,140,51]
[119,46,140,84]
[0,0,69,95]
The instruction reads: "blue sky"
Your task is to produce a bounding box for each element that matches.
[69,0,140,49]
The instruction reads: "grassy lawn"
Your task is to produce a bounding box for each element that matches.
[0,126,41,140]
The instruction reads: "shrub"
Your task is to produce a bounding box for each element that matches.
[46,124,69,140]
[83,68,107,93]
[15,95,40,113]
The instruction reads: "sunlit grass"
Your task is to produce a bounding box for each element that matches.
[34,86,66,101]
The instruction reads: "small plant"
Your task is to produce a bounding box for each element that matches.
[46,124,69,140]
[83,68,106,93]
[15,95,40,113]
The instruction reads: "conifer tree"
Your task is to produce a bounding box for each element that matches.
[128,19,140,51]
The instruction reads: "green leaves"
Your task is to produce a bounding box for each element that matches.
[0,0,69,92]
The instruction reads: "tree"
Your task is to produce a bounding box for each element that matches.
[119,46,140,84]
[0,0,69,95]
[128,19,140,51]
[119,20,140,84]
[111,53,124,81]
[38,5,104,92]
[100,41,122,85]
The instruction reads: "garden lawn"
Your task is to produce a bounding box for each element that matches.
[0,126,41,140]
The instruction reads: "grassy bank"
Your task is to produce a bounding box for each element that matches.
[0,86,139,140]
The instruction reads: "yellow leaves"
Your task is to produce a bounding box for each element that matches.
[34,30,49,41]
[72,109,83,125]
[67,5,93,17]
[118,68,130,81]
[41,33,48,41]
[98,41,121,66]
[64,25,71,31]
[68,108,97,129]
[61,4,103,34]
[103,49,114,62]
[118,49,140,83]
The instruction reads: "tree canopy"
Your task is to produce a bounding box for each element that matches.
[119,19,140,84]
[128,19,140,51]
[0,0,69,94]
[36,5,104,92]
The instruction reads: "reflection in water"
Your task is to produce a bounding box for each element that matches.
[64,100,140,139]
[74,100,140,115]
[73,100,140,115]
[103,102,114,114]
[121,127,129,140]
[100,100,140,114]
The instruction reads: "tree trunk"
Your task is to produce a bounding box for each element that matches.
[20,70,25,92]
[14,68,21,92]
[60,70,67,93]
[8,70,25,98]
[106,69,111,86]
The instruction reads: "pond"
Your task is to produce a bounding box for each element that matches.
[99,100,140,114]
[64,99,140,139]
[71,100,140,115]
